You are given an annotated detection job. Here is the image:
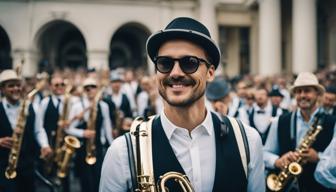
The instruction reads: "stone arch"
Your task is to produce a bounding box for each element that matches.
[35,20,87,73]
[0,25,12,70]
[109,22,151,70]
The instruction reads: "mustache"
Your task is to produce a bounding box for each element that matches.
[163,76,196,86]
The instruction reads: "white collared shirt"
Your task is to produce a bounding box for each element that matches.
[160,110,216,192]
[67,97,113,145]
[99,108,265,192]
[263,108,336,169]
[2,98,50,148]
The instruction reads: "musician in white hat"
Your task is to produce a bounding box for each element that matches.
[67,77,113,192]
[0,70,51,192]
[264,72,336,192]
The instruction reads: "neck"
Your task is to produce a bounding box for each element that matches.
[300,105,318,122]
[258,102,267,109]
[163,97,206,132]
[6,98,19,105]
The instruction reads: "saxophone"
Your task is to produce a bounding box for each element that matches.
[130,117,194,192]
[85,88,104,165]
[54,83,73,164]
[56,83,81,178]
[266,113,324,191]
[5,87,41,179]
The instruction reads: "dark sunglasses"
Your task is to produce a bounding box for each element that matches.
[154,56,211,74]
[5,83,21,88]
[53,83,65,87]
[84,85,97,91]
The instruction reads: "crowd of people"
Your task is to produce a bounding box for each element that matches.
[0,17,335,192]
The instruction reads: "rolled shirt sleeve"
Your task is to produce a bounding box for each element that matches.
[314,138,336,189]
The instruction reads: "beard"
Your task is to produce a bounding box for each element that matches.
[297,97,318,111]
[158,76,204,107]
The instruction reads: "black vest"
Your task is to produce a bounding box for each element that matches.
[0,102,37,173]
[43,96,60,144]
[103,96,117,128]
[120,94,133,118]
[152,113,247,192]
[277,112,335,192]
[248,105,280,144]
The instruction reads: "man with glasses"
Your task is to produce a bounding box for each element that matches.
[35,74,71,190]
[100,17,264,192]
[0,70,51,192]
[67,77,113,192]
[264,72,336,192]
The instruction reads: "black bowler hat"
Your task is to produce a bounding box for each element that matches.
[325,85,336,94]
[206,79,230,101]
[146,17,221,69]
[268,88,284,97]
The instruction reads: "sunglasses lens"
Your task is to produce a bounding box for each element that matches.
[155,56,202,74]
[155,57,174,73]
[180,56,199,74]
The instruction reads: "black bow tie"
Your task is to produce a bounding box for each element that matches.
[257,110,265,114]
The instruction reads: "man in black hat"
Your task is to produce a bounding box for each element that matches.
[321,85,336,116]
[100,17,265,192]
[205,78,249,124]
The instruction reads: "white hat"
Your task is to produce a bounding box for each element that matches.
[290,72,325,94]
[0,70,21,84]
[83,77,97,87]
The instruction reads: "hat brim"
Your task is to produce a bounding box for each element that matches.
[0,78,21,85]
[290,84,325,95]
[146,29,221,69]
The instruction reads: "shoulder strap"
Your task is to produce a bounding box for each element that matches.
[125,133,137,191]
[225,116,250,177]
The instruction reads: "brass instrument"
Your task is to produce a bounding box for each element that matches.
[54,83,81,178]
[5,87,41,179]
[57,135,80,178]
[266,113,324,191]
[157,172,194,192]
[85,88,104,165]
[54,83,73,164]
[131,117,194,192]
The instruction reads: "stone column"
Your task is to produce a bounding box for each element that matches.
[292,0,317,73]
[199,0,223,76]
[87,50,109,70]
[258,0,281,75]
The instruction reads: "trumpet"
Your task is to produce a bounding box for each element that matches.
[266,113,324,191]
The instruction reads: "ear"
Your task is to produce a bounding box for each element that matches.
[206,65,216,83]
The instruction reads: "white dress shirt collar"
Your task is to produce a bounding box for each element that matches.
[296,107,320,124]
[2,98,20,109]
[160,109,214,140]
